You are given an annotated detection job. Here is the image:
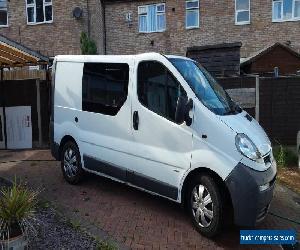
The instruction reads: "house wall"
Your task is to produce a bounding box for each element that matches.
[105,0,300,57]
[243,46,300,75]
[1,0,104,57]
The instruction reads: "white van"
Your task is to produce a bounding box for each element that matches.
[50,53,277,237]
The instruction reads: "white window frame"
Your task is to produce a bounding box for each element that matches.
[185,0,200,29]
[235,0,251,25]
[25,0,53,25]
[272,0,300,22]
[0,0,8,27]
[138,3,166,33]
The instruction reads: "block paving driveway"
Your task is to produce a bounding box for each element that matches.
[0,150,299,249]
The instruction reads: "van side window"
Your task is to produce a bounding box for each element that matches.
[137,61,187,123]
[82,63,129,115]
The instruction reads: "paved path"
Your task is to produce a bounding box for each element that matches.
[0,150,299,249]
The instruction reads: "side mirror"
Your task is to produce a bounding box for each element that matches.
[175,96,193,126]
[185,98,193,126]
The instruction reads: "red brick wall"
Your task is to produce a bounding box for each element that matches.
[0,0,104,57]
[105,0,300,57]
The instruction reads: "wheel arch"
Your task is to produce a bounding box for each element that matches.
[180,167,233,210]
[58,135,79,160]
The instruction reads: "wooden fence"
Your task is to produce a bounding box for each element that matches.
[0,79,50,147]
[218,76,256,117]
[2,69,47,81]
[259,77,300,145]
[218,76,300,145]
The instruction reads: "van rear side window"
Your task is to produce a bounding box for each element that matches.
[82,63,129,115]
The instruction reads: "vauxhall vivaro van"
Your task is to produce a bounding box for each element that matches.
[50,53,277,237]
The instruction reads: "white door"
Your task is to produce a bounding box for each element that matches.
[0,107,5,149]
[129,60,194,200]
[5,106,32,149]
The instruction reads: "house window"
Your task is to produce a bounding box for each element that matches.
[0,0,8,27]
[272,0,300,21]
[235,0,250,25]
[26,0,53,24]
[186,0,199,29]
[138,3,166,33]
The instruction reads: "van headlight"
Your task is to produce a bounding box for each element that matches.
[235,133,262,162]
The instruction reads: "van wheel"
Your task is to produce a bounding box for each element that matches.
[187,174,223,237]
[61,141,83,184]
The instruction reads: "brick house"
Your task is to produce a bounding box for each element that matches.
[103,0,300,57]
[1,0,299,60]
[0,0,104,57]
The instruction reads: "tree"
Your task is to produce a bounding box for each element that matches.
[80,32,97,55]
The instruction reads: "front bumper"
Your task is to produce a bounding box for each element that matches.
[225,162,277,227]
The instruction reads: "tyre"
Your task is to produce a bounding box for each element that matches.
[187,174,223,237]
[61,141,84,184]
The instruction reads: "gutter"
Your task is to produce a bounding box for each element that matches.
[87,0,91,37]
[100,0,107,54]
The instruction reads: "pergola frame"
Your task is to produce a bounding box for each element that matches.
[0,35,50,149]
[0,35,49,69]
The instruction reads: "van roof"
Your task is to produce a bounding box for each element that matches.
[54,52,191,62]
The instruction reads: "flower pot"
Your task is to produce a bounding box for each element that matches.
[0,234,27,250]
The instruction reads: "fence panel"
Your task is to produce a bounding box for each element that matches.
[260,77,300,145]
[218,76,256,117]
[219,76,300,145]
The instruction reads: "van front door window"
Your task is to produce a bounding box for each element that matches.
[137,61,187,123]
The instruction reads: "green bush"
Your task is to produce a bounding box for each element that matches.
[273,145,298,168]
[80,32,97,55]
[0,179,39,238]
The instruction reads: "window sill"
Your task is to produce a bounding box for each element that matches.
[138,30,166,34]
[272,18,300,23]
[27,20,53,26]
[186,26,200,30]
[0,25,8,28]
[235,21,251,25]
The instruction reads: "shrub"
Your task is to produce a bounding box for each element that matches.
[273,145,298,168]
[0,179,39,239]
[80,32,97,55]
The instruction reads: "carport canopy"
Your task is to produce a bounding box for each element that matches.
[0,35,49,69]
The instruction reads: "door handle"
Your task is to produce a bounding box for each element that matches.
[133,111,139,130]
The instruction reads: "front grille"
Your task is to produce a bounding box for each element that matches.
[263,153,271,165]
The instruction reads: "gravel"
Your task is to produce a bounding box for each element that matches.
[27,207,99,250]
[0,177,101,250]
[0,177,12,189]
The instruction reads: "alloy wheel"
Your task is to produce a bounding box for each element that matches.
[63,148,78,178]
[191,184,214,227]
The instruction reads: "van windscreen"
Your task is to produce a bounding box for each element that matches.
[168,58,241,116]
